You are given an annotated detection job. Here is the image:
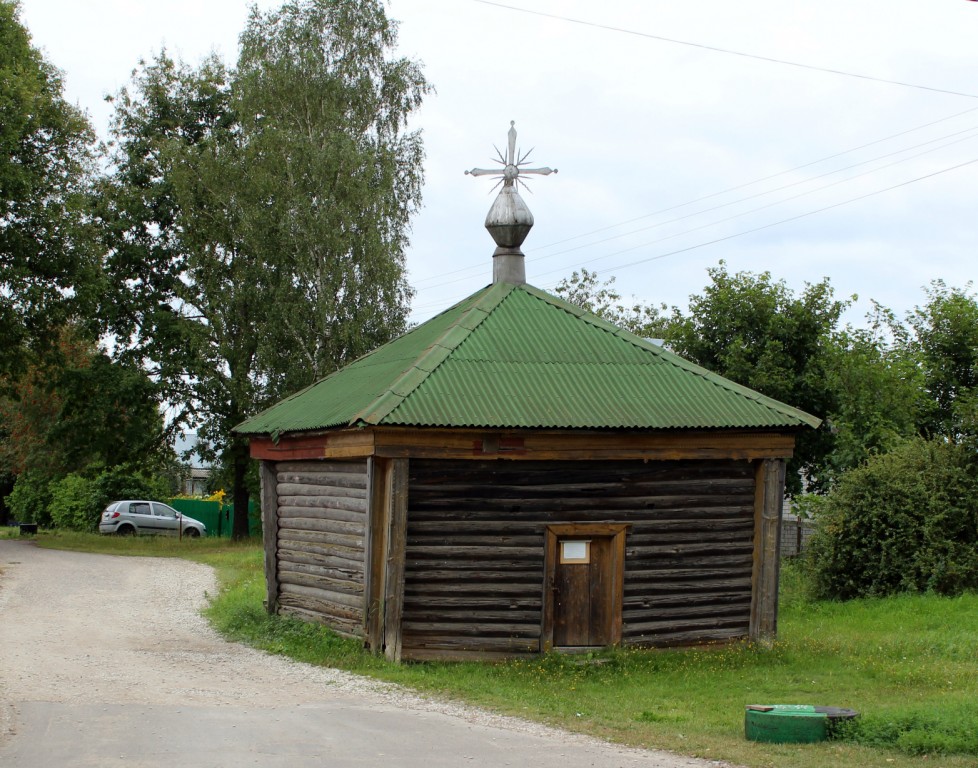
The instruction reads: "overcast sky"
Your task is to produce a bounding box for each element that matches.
[17,0,978,328]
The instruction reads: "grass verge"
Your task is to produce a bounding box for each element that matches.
[23,531,978,768]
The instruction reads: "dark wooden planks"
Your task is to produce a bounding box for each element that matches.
[273,460,369,637]
[402,459,757,658]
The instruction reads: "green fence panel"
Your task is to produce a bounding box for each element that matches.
[167,499,225,536]
[166,498,261,538]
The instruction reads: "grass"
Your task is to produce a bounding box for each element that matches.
[21,530,978,768]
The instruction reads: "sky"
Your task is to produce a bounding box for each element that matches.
[16,0,978,329]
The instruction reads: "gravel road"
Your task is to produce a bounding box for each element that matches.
[0,538,732,767]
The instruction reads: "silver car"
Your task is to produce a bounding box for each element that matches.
[99,500,206,537]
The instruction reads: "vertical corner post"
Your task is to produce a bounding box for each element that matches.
[259,460,279,615]
[383,458,409,662]
[750,458,786,644]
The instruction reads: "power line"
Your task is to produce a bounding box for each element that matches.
[537,157,978,289]
[411,156,978,320]
[530,126,978,264]
[473,0,978,99]
[412,123,978,293]
[411,105,978,289]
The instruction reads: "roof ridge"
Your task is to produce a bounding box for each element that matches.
[350,282,515,425]
[519,284,821,429]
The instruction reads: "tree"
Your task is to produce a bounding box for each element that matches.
[906,281,978,443]
[820,302,925,482]
[0,326,167,482]
[236,0,426,396]
[555,269,668,339]
[102,0,430,537]
[664,262,850,493]
[0,0,101,375]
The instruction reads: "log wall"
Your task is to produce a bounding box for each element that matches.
[273,459,369,638]
[404,459,757,657]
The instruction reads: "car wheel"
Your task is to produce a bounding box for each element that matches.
[117,525,136,536]
[184,528,200,538]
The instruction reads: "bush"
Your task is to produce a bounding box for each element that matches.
[6,471,53,526]
[48,474,98,531]
[807,438,978,599]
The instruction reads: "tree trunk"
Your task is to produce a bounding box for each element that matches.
[231,438,251,540]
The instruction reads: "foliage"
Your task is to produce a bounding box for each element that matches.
[906,280,978,443]
[820,302,925,482]
[47,473,97,531]
[0,0,102,374]
[101,0,429,538]
[235,0,427,395]
[554,268,668,339]
[664,262,850,493]
[807,438,978,599]
[88,464,171,514]
[6,469,51,526]
[0,327,167,482]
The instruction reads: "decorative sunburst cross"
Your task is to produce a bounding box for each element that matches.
[465,121,557,192]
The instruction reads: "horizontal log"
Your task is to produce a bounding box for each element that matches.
[405,545,540,558]
[406,518,752,535]
[624,542,754,558]
[278,533,363,561]
[278,560,362,585]
[279,578,363,608]
[622,592,751,621]
[624,578,752,596]
[402,621,540,638]
[401,635,541,653]
[409,474,754,495]
[401,648,538,662]
[624,561,753,577]
[277,594,363,624]
[276,515,364,537]
[404,569,542,583]
[277,505,365,525]
[405,558,541,571]
[277,494,367,513]
[624,530,752,546]
[278,520,364,547]
[276,460,368,475]
[278,604,363,639]
[407,507,754,524]
[406,534,542,548]
[278,547,365,573]
[400,596,542,609]
[276,483,367,500]
[409,496,754,513]
[403,582,540,597]
[403,609,540,623]
[279,561,363,587]
[622,626,748,648]
[623,614,750,635]
[410,456,754,479]
[276,471,368,489]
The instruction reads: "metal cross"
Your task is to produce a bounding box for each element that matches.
[465,121,557,190]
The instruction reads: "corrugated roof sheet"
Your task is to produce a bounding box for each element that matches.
[235,282,821,435]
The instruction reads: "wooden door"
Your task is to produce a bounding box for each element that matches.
[553,537,614,647]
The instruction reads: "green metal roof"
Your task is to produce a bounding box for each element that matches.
[235,282,821,436]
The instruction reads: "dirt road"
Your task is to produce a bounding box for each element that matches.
[0,539,728,767]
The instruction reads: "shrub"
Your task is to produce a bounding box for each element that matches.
[807,438,978,599]
[6,471,53,527]
[48,473,98,531]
